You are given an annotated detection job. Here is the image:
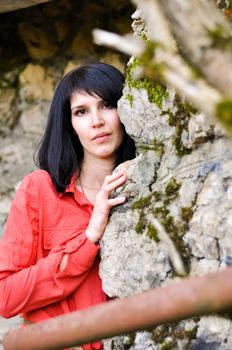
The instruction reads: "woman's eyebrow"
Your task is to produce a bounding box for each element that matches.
[71,104,86,110]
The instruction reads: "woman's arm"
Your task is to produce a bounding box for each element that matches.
[0,169,127,318]
[86,168,127,242]
[60,168,127,270]
[0,176,100,318]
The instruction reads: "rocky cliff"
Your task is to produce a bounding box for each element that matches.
[100,13,232,350]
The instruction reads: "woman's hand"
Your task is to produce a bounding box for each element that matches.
[86,169,127,243]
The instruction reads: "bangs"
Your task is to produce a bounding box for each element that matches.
[67,63,124,108]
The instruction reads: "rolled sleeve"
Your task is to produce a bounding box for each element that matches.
[0,172,101,317]
[56,233,100,277]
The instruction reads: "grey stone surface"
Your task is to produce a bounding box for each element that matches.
[100,50,232,348]
[192,316,232,350]
[0,316,21,350]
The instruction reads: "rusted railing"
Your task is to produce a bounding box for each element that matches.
[3,266,232,350]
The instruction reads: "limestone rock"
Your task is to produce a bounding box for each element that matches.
[19,103,48,135]
[19,22,58,59]
[0,88,18,130]
[192,316,232,350]
[0,0,53,14]
[68,27,96,57]
[100,52,126,73]
[104,331,156,350]
[100,209,171,298]
[19,64,54,101]
[100,64,232,348]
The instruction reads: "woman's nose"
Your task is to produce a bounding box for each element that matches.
[91,110,104,126]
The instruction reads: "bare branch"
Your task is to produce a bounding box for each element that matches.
[158,0,232,95]
[92,29,145,57]
[131,0,175,52]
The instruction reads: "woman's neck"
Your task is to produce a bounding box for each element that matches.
[80,155,115,190]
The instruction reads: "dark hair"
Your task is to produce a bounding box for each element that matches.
[35,62,136,193]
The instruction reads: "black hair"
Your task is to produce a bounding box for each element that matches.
[35,62,136,193]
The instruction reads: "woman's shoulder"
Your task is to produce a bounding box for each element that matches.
[21,169,53,191]
[27,169,51,181]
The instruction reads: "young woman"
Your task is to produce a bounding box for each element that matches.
[0,63,136,349]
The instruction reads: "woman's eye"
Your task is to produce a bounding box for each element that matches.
[74,109,86,117]
[101,102,113,109]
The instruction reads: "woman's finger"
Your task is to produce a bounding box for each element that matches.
[104,174,126,193]
[108,196,126,207]
[103,168,126,185]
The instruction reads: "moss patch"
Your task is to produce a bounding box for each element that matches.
[165,177,181,199]
[125,93,133,108]
[132,177,194,274]
[216,99,232,135]
[208,24,232,49]
[162,95,195,157]
[125,58,169,109]
[110,333,136,350]
[132,194,153,210]
[137,139,164,156]
[152,321,198,349]
[147,223,160,242]
[123,332,136,349]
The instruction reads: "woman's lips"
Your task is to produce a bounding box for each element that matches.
[93,133,111,142]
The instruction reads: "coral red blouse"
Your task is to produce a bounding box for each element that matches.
[0,170,106,350]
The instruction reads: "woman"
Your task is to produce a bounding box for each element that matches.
[0,62,136,349]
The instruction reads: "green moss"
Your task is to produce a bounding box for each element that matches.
[165,178,181,198]
[160,340,176,350]
[152,321,198,348]
[123,332,136,349]
[208,24,232,49]
[125,57,142,86]
[180,207,194,222]
[132,195,152,235]
[142,79,168,109]
[152,139,165,156]
[174,138,192,157]
[132,195,152,210]
[152,179,192,273]
[125,58,168,109]
[138,30,165,81]
[137,139,164,156]
[154,206,169,219]
[153,191,162,201]
[137,143,156,153]
[135,210,147,234]
[139,31,156,50]
[125,93,133,108]
[147,223,160,242]
[135,218,144,233]
[216,99,232,135]
[132,177,194,271]
[162,95,194,157]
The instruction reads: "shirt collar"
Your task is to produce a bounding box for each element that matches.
[57,174,76,197]
[58,174,93,207]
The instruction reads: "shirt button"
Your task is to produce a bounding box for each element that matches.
[46,240,51,247]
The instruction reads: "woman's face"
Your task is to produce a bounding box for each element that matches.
[71,92,125,162]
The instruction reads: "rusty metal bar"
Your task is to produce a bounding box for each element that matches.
[4,266,232,350]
